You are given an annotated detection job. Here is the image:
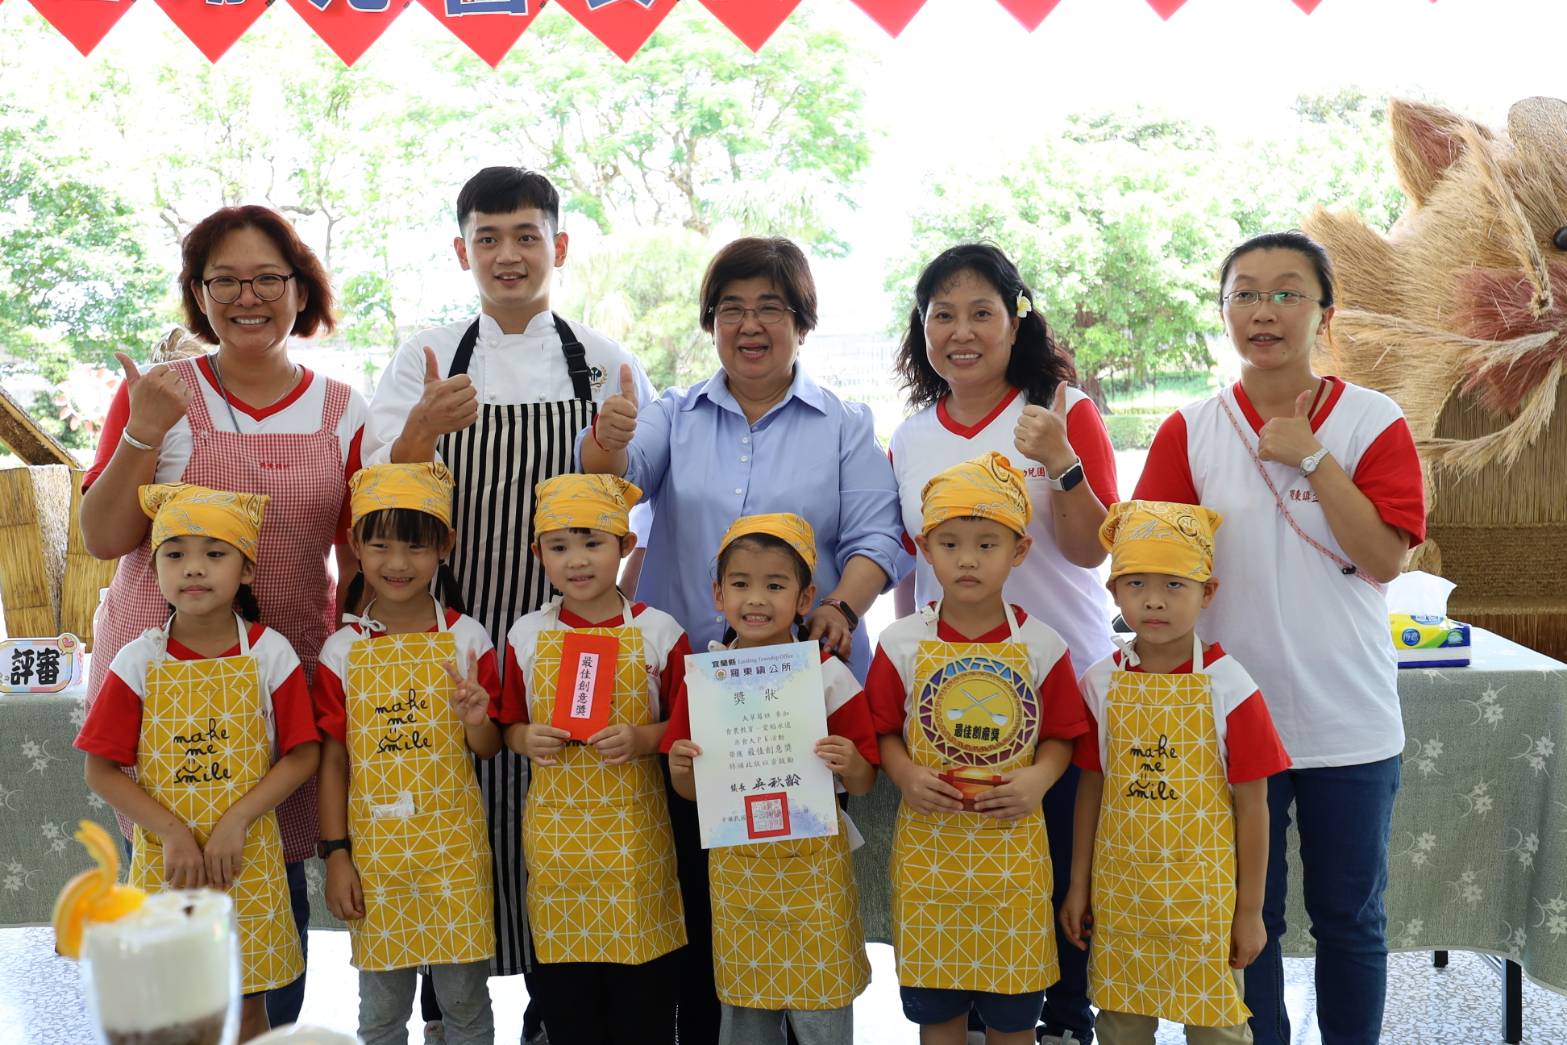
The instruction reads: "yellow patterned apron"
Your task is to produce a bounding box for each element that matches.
[890,602,1058,993]
[129,615,303,994]
[1089,633,1249,1027]
[344,604,495,972]
[522,599,685,965]
[709,639,869,1010]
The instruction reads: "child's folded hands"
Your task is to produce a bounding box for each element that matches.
[203,809,249,889]
[588,724,638,765]
[522,724,571,765]
[160,824,207,890]
[894,764,965,814]
[972,763,1051,819]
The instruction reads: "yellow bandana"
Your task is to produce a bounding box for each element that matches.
[533,474,642,538]
[1100,500,1224,583]
[718,513,818,575]
[920,451,1032,536]
[349,463,455,528]
[139,483,269,562]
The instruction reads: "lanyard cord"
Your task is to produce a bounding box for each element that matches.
[1216,391,1384,593]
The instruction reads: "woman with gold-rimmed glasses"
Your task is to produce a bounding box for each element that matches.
[1135,230,1426,1045]
[79,204,369,1034]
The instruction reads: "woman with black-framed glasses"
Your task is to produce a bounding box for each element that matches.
[79,204,369,1035]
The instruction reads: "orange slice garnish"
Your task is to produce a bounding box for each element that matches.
[52,820,144,958]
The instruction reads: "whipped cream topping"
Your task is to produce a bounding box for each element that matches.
[81,890,235,1033]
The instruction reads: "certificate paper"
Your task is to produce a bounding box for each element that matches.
[685,641,838,849]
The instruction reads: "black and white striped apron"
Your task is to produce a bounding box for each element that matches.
[437,313,596,976]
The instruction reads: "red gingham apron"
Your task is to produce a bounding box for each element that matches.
[87,356,349,863]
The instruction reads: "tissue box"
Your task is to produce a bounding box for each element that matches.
[1391,613,1471,668]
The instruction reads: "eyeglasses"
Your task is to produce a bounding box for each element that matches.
[711,303,794,327]
[1222,289,1321,310]
[202,273,296,304]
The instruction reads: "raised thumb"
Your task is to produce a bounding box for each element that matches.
[1294,390,1314,418]
[619,364,637,408]
[423,346,441,384]
[115,351,142,384]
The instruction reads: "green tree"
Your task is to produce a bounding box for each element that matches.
[0,109,171,378]
[887,109,1230,400]
[444,7,871,256]
[559,229,713,391]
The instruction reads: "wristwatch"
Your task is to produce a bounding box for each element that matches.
[818,598,860,632]
[317,837,351,860]
[1299,447,1331,477]
[1047,458,1085,492]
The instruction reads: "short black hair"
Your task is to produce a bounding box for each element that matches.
[456,167,561,236]
[1218,230,1336,307]
[345,508,467,616]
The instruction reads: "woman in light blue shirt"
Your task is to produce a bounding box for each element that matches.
[578,236,906,1045]
[579,236,906,679]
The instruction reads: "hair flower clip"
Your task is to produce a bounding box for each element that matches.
[1016,293,1032,319]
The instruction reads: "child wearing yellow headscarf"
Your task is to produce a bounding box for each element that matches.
[312,462,502,1044]
[1059,500,1291,1043]
[864,453,1091,1045]
[495,473,690,1044]
[660,512,879,1045]
[77,483,321,1040]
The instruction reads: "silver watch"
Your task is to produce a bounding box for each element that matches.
[1299,447,1331,477]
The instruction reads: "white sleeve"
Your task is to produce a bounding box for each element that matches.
[363,336,436,467]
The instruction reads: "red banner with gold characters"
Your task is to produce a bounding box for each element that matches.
[18,0,1439,64]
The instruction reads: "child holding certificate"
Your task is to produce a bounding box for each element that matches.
[663,513,880,1045]
[496,473,689,1045]
[1059,501,1289,1044]
[865,452,1090,1045]
[313,462,503,1045]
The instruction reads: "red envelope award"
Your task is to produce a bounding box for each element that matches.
[938,768,1009,811]
[550,632,618,740]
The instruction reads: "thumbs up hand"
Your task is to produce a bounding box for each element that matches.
[1013,382,1077,476]
[592,363,640,453]
[405,345,479,443]
[114,351,191,449]
[1257,388,1322,468]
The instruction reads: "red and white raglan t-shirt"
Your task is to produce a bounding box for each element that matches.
[314,607,502,744]
[84,356,367,539]
[864,605,1090,747]
[76,622,318,764]
[1133,379,1426,768]
[661,644,881,783]
[1073,643,1291,784]
[889,388,1119,669]
[498,600,691,727]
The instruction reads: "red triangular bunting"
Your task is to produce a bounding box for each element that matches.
[415,0,541,68]
[993,0,1063,32]
[550,0,676,63]
[846,0,926,37]
[1292,0,1323,11]
[155,0,272,63]
[1145,0,1187,18]
[27,0,137,57]
[694,0,800,53]
[286,0,405,66]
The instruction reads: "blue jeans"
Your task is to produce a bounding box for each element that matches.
[265,861,310,1026]
[1245,756,1400,1045]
